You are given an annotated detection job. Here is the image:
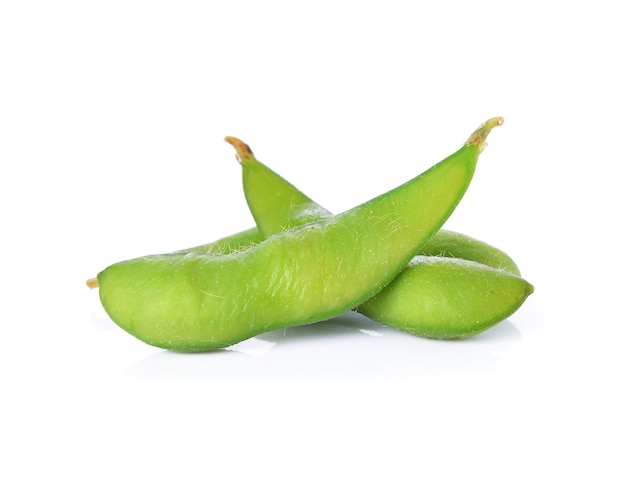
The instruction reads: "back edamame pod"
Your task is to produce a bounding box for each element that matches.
[356,257,532,338]
[89,118,502,350]
[419,229,520,276]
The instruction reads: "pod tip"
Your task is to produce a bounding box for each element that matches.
[224,136,254,164]
[86,277,99,289]
[465,117,504,152]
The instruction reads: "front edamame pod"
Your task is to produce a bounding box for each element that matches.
[89,118,502,351]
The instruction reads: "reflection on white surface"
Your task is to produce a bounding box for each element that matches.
[357,327,384,337]
[123,311,523,385]
[227,336,277,358]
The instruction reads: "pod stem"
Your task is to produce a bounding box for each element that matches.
[224,136,255,164]
[465,117,504,153]
[86,277,99,289]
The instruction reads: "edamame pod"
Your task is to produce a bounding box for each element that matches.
[229,136,521,275]
[89,118,502,351]
[356,256,533,338]
[233,125,533,338]
[418,229,520,276]
[225,136,332,236]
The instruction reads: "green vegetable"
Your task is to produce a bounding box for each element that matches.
[356,256,531,338]
[229,136,521,276]
[418,229,520,276]
[233,121,532,338]
[87,118,502,350]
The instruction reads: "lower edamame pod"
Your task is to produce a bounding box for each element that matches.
[231,128,532,338]
[88,118,502,351]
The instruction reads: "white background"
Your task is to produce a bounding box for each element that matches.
[2,1,625,486]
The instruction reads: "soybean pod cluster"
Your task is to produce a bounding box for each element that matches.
[87,118,533,352]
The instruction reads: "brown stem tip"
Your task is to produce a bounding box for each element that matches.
[86,277,99,289]
[465,117,504,153]
[224,136,254,164]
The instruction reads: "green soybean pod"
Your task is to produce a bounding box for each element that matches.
[230,135,521,275]
[233,125,532,338]
[356,256,533,339]
[418,229,520,276]
[228,136,332,234]
[88,118,502,351]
